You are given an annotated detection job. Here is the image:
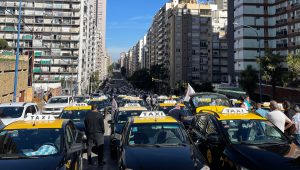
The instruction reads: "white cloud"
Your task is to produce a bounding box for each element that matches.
[129,15,153,21]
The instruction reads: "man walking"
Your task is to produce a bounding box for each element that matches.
[84,104,105,166]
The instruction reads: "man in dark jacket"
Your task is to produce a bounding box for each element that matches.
[283,101,296,120]
[85,104,105,166]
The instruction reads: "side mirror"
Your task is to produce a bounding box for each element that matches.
[207,133,221,144]
[107,120,112,124]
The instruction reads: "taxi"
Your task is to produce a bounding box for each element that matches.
[116,111,210,170]
[156,100,184,113]
[188,93,231,114]
[189,108,300,170]
[0,115,85,170]
[59,104,91,132]
[109,104,148,157]
[87,98,110,118]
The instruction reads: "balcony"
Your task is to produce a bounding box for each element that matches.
[275,7,286,13]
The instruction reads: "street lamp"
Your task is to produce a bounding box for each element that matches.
[233,22,263,103]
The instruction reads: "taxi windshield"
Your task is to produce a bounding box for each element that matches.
[116,111,143,124]
[0,107,24,118]
[48,97,68,104]
[60,110,89,122]
[88,100,109,108]
[127,123,189,146]
[0,128,62,158]
[127,100,146,106]
[221,119,288,145]
[74,97,85,103]
[191,94,230,107]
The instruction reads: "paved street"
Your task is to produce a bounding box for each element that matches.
[83,116,118,170]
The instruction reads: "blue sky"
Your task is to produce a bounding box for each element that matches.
[106,0,169,62]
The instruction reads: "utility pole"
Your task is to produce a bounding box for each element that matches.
[12,0,23,102]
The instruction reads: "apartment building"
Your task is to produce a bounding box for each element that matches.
[234,0,300,76]
[0,0,102,95]
[168,3,213,88]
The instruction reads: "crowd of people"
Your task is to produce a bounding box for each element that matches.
[239,95,300,143]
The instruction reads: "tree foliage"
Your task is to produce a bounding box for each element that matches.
[108,64,114,77]
[121,67,126,77]
[0,39,10,50]
[239,65,258,98]
[91,71,100,92]
[287,54,300,81]
[260,51,284,99]
[150,64,168,79]
[129,69,153,90]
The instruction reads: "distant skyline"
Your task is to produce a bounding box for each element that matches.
[106,0,169,62]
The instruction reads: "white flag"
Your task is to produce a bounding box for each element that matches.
[184,83,196,102]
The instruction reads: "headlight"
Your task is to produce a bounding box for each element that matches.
[239,166,249,170]
[200,165,210,170]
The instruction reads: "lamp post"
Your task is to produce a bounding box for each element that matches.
[12,0,23,102]
[233,23,263,103]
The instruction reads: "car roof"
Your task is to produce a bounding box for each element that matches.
[118,106,147,111]
[199,109,267,121]
[132,116,178,124]
[0,102,37,107]
[4,119,66,130]
[64,105,91,111]
[159,103,185,107]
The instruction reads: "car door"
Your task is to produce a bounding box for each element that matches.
[190,114,208,154]
[204,116,222,166]
[64,123,81,170]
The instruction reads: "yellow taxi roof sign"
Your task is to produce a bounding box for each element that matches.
[124,103,141,107]
[73,103,88,106]
[164,100,177,104]
[133,116,177,124]
[139,111,166,118]
[25,114,55,121]
[221,108,248,114]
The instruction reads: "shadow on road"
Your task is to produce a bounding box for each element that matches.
[83,135,118,170]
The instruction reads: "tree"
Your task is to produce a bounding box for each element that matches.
[121,67,127,76]
[91,71,100,92]
[0,39,10,50]
[287,54,300,83]
[129,69,154,90]
[107,64,113,77]
[260,51,284,99]
[239,65,258,98]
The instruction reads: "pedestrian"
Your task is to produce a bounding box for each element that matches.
[292,105,300,144]
[243,95,251,111]
[168,103,185,122]
[240,102,247,110]
[84,104,105,166]
[283,101,296,120]
[267,100,293,133]
[111,96,118,120]
[255,103,268,118]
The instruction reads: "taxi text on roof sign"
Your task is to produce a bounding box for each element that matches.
[25,114,56,121]
[73,103,88,106]
[222,108,248,114]
[164,100,177,104]
[140,111,166,117]
[124,103,141,107]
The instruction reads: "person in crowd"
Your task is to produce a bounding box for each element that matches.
[111,96,118,120]
[84,104,105,166]
[255,103,268,118]
[292,105,300,144]
[168,103,185,122]
[243,95,251,111]
[267,100,293,133]
[283,101,296,120]
[240,102,247,110]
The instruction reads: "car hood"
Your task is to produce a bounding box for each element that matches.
[224,143,300,169]
[44,103,70,108]
[0,155,63,170]
[124,146,206,170]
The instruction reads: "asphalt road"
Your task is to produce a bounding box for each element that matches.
[83,115,118,170]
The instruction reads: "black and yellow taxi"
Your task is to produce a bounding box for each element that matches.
[109,104,148,157]
[116,111,210,170]
[87,98,110,118]
[188,93,231,114]
[189,108,300,170]
[59,104,91,132]
[0,115,84,170]
[156,100,185,113]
